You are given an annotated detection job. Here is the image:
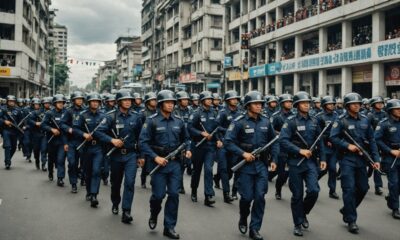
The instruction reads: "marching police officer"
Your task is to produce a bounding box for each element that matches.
[101,90,144,224]
[140,92,157,189]
[72,93,109,208]
[330,92,381,234]
[20,98,33,162]
[38,97,53,171]
[280,91,327,237]
[375,99,400,219]
[190,93,200,111]
[225,90,278,240]
[310,97,322,117]
[367,96,386,195]
[336,98,345,115]
[139,90,191,239]
[27,98,44,170]
[132,93,144,113]
[41,94,67,184]
[101,94,117,186]
[188,91,222,206]
[102,94,116,113]
[270,93,293,200]
[60,91,86,193]
[212,93,223,112]
[315,96,340,199]
[263,95,278,118]
[0,95,23,170]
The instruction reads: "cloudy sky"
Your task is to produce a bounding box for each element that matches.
[52,0,141,87]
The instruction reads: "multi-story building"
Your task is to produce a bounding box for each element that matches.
[49,23,67,64]
[0,0,52,97]
[115,36,142,87]
[141,0,225,93]
[224,0,400,98]
[96,59,117,90]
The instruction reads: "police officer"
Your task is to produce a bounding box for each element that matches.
[0,95,23,169]
[279,91,327,237]
[174,91,193,192]
[140,92,157,189]
[214,90,242,202]
[310,97,322,116]
[21,98,34,162]
[16,98,25,151]
[132,93,144,113]
[188,91,222,206]
[38,97,52,171]
[375,99,400,219]
[41,94,67,184]
[263,95,278,118]
[139,90,191,239]
[190,93,200,111]
[101,90,143,224]
[361,98,370,115]
[336,98,345,115]
[60,91,86,193]
[27,98,44,170]
[72,93,109,207]
[270,93,293,200]
[367,96,386,195]
[101,94,117,186]
[315,96,339,199]
[330,92,381,234]
[225,90,278,240]
[212,93,223,112]
[102,94,116,113]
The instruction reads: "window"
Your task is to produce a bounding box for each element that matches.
[211,0,220,4]
[0,51,16,66]
[210,15,223,29]
[199,0,203,8]
[211,38,222,50]
[198,61,203,72]
[211,61,222,72]
[0,23,15,40]
[0,0,16,13]
[198,40,202,53]
[198,18,203,32]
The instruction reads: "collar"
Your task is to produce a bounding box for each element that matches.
[296,112,310,120]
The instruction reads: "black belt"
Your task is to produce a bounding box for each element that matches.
[91,140,97,145]
[118,148,136,155]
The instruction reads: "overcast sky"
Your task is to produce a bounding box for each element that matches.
[52,0,141,87]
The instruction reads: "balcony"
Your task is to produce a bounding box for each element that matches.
[183,56,192,64]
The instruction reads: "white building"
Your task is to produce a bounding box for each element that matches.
[96,59,117,91]
[0,0,51,98]
[223,0,400,98]
[115,36,142,87]
[49,23,67,64]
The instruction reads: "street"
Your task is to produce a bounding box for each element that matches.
[0,150,399,240]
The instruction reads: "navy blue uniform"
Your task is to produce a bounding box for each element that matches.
[0,106,23,167]
[99,106,116,183]
[139,112,190,229]
[225,113,278,231]
[140,107,157,187]
[330,112,380,224]
[28,108,47,167]
[280,113,326,227]
[375,117,400,211]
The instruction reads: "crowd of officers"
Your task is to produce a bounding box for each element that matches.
[0,89,399,240]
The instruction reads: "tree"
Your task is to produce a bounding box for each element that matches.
[100,74,117,93]
[49,51,70,93]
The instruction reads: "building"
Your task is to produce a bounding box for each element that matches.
[223,0,400,98]
[115,36,142,87]
[141,0,225,93]
[0,0,52,98]
[49,23,68,64]
[96,59,117,91]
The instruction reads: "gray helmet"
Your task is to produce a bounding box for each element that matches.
[176,91,190,100]
[86,92,102,102]
[105,94,116,102]
[278,94,293,104]
[212,93,222,100]
[17,97,24,103]
[321,96,336,106]
[267,95,279,104]
[157,90,176,104]
[224,90,240,101]
[42,97,52,104]
[293,91,312,107]
[25,98,31,104]
[144,92,157,103]
[133,92,142,100]
[7,95,17,102]
[312,97,321,103]
[243,91,264,107]
[369,96,384,106]
[31,98,41,105]
[116,89,134,102]
[71,91,85,100]
[343,93,362,107]
[362,98,370,105]
[386,99,400,112]
[52,94,66,104]
[199,91,213,101]
[190,93,200,101]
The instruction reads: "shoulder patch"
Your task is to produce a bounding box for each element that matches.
[233,114,245,122]
[149,112,158,119]
[282,122,288,129]
[332,121,339,128]
[227,123,235,131]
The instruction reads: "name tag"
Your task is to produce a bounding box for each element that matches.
[227,116,232,120]
[245,128,255,133]
[297,126,306,131]
[389,127,397,132]
[200,117,206,122]
[156,127,166,131]
[55,117,60,121]
[116,124,124,129]
[260,126,268,130]
[348,125,355,130]
[209,117,215,120]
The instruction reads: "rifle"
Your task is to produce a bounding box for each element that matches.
[149,143,187,176]
[47,116,62,144]
[195,126,219,148]
[76,117,107,151]
[17,112,32,127]
[390,149,400,169]
[344,131,386,175]
[297,122,332,166]
[231,135,279,172]
[4,111,24,134]
[106,134,131,157]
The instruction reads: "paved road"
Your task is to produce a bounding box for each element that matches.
[0,151,398,240]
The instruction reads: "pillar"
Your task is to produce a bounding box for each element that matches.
[341,67,352,96]
[318,70,327,96]
[372,63,386,97]
[293,73,300,93]
[342,21,352,48]
[275,75,282,95]
[319,27,327,54]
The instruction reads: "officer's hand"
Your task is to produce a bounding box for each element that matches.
[137,158,145,167]
[327,142,332,148]
[68,128,73,134]
[155,156,168,166]
[299,149,312,159]
[390,150,400,158]
[111,139,123,148]
[242,152,255,162]
[64,144,69,152]
[270,162,277,172]
[35,122,41,127]
[373,162,381,171]
[216,140,223,148]
[347,144,360,153]
[201,131,210,138]
[185,151,192,159]
[4,120,12,126]
[52,128,60,136]
[320,161,327,170]
[83,133,93,141]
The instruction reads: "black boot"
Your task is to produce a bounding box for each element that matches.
[249,229,263,240]
[41,163,47,172]
[204,195,216,206]
[392,209,400,219]
[71,184,77,193]
[35,160,40,170]
[112,204,119,215]
[163,228,180,239]
[348,222,359,234]
[238,216,248,234]
[223,192,234,203]
[148,214,158,230]
[275,190,282,200]
[191,189,197,202]
[375,187,383,196]
[293,225,303,236]
[48,172,53,181]
[213,174,221,189]
[57,178,64,187]
[121,210,133,224]
[90,194,99,208]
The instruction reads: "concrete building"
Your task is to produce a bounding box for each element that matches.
[223,0,400,98]
[141,0,225,93]
[49,23,67,64]
[96,59,117,91]
[0,0,51,98]
[115,36,142,87]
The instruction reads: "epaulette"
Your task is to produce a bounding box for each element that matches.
[271,111,280,117]
[233,114,245,122]
[106,109,116,115]
[378,117,388,124]
[287,115,296,121]
[149,112,158,118]
[359,113,368,119]
[173,114,182,119]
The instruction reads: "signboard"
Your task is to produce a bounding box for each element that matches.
[179,72,197,83]
[0,67,11,76]
[224,56,232,68]
[207,83,221,89]
[385,64,400,86]
[249,65,267,78]
[228,71,248,81]
[133,64,142,76]
[352,65,372,83]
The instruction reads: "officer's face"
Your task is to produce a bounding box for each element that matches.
[44,103,51,109]
[34,104,40,110]
[227,98,238,106]
[89,100,100,110]
[135,99,142,105]
[347,103,361,113]
[391,108,400,118]
[107,101,116,107]
[297,102,310,113]
[203,99,212,107]
[161,100,175,113]
[7,100,15,107]
[192,100,199,106]
[269,101,277,108]
[325,103,335,111]
[148,99,157,108]
[282,101,292,110]
[213,99,221,106]
[119,99,132,109]
[337,103,343,108]
[74,98,83,106]
[55,102,64,110]
[315,102,321,109]
[179,99,189,107]
[374,102,384,110]
[248,102,262,114]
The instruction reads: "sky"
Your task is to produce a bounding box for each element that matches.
[52,0,142,87]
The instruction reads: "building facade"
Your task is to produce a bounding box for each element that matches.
[115,36,142,87]
[0,0,52,98]
[224,0,400,98]
[49,23,67,64]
